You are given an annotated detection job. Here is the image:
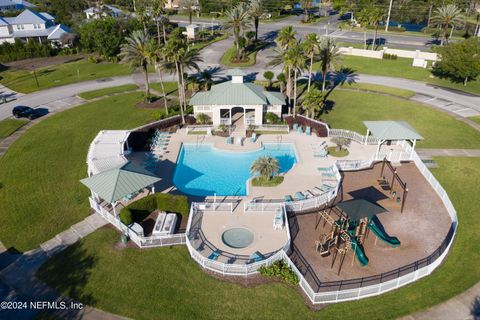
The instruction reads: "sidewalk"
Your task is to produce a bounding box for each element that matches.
[400,282,480,320]
[416,149,480,158]
[0,214,129,320]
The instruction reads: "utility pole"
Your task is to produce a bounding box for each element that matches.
[32,67,39,89]
[385,0,393,32]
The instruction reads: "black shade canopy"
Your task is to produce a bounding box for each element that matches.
[337,198,387,221]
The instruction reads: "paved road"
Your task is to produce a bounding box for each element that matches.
[173,15,436,51]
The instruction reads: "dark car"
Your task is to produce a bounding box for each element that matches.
[12,106,41,120]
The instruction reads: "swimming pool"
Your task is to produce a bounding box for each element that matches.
[173,143,297,196]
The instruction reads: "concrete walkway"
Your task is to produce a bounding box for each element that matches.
[417,149,480,158]
[0,214,129,320]
[400,282,480,320]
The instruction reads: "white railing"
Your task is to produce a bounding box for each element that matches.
[186,125,214,134]
[89,197,186,248]
[244,201,284,212]
[336,158,374,171]
[329,128,378,145]
[194,201,234,212]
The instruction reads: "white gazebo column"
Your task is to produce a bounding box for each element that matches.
[364,129,370,145]
[410,139,416,159]
[229,108,232,125]
[151,184,155,194]
[375,139,384,160]
[254,106,263,125]
[243,108,246,124]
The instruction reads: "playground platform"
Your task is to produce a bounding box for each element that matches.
[289,162,452,291]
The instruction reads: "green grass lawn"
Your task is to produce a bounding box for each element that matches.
[78,84,139,100]
[340,83,415,98]
[0,119,28,138]
[331,55,480,96]
[0,60,133,93]
[149,81,178,95]
[469,116,480,125]
[192,33,229,51]
[326,146,349,157]
[220,46,257,68]
[0,92,163,252]
[36,157,480,319]
[322,90,480,149]
[251,176,284,187]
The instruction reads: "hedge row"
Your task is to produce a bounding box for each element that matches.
[119,193,189,225]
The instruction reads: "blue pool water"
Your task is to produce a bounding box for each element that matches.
[173,143,297,196]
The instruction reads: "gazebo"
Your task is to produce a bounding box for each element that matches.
[363,121,423,159]
[80,161,161,217]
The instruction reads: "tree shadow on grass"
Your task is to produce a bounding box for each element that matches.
[471,296,480,320]
[36,243,97,306]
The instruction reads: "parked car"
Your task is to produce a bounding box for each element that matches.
[12,106,41,120]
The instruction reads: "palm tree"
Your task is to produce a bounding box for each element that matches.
[276,25,297,50]
[197,67,222,91]
[431,4,465,45]
[356,8,370,49]
[303,88,324,118]
[368,7,386,51]
[302,33,320,92]
[268,47,292,103]
[163,36,187,123]
[151,0,169,43]
[180,0,197,24]
[250,156,279,180]
[224,3,253,60]
[324,67,358,101]
[119,30,152,101]
[318,37,341,92]
[146,40,169,114]
[285,41,306,117]
[178,48,203,110]
[248,0,263,41]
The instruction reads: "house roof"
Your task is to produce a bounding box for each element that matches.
[0,17,8,26]
[0,0,36,8]
[13,9,50,24]
[190,81,286,106]
[363,121,423,141]
[84,5,123,14]
[337,198,387,221]
[80,162,160,203]
[47,24,71,40]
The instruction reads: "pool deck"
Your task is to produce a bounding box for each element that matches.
[133,129,404,202]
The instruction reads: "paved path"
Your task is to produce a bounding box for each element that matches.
[400,282,480,320]
[0,214,130,320]
[417,149,480,158]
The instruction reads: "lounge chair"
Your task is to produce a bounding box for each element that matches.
[284,195,293,202]
[236,137,243,146]
[208,250,220,261]
[293,123,298,130]
[304,190,316,198]
[295,192,305,200]
[306,126,311,136]
[313,149,328,158]
[296,126,303,134]
[226,137,233,144]
[273,209,284,230]
[317,165,333,172]
[251,132,257,142]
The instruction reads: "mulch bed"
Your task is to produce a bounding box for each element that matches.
[3,54,86,70]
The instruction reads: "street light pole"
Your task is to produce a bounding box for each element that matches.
[32,66,39,89]
[385,0,393,32]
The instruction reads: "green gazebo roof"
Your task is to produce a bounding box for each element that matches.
[227,68,247,76]
[337,198,387,221]
[80,162,160,203]
[363,121,423,141]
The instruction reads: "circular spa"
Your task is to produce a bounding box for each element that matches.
[221,227,254,249]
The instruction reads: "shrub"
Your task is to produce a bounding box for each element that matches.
[119,193,189,225]
[383,53,398,60]
[331,137,350,151]
[196,113,211,124]
[258,260,299,285]
[264,112,281,124]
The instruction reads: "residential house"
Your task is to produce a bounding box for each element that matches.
[84,5,124,20]
[0,0,35,12]
[0,9,72,45]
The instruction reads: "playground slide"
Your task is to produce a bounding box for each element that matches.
[350,237,369,267]
[368,217,401,248]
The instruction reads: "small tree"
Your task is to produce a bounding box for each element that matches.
[263,71,274,89]
[331,137,350,151]
[302,89,324,118]
[196,113,211,124]
[265,112,280,124]
[250,156,279,180]
[276,72,286,93]
[432,38,480,86]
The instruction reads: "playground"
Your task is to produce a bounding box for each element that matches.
[290,162,453,288]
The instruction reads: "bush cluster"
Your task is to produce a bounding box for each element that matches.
[0,39,55,63]
[383,53,398,60]
[259,260,299,285]
[119,193,189,225]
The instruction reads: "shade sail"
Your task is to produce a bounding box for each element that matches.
[337,198,387,221]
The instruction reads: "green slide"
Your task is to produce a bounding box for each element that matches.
[350,236,369,267]
[368,217,401,248]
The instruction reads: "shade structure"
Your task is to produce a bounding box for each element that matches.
[363,121,423,141]
[80,161,160,203]
[337,198,387,221]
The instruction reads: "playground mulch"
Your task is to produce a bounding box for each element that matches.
[290,162,452,291]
